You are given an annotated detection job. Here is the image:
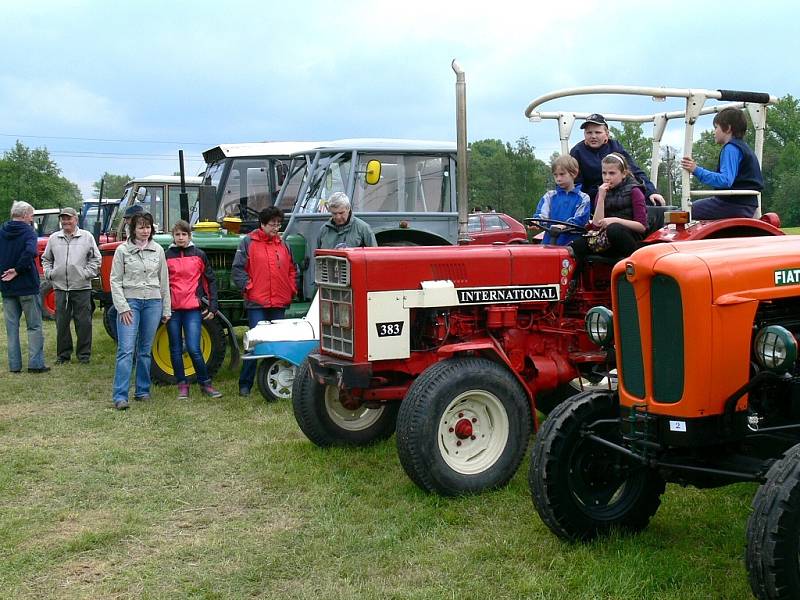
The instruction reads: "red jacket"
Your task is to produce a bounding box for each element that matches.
[231,228,296,309]
[165,243,218,312]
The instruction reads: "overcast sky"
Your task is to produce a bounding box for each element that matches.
[2,0,798,197]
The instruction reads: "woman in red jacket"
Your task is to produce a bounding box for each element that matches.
[231,207,296,396]
[166,220,222,399]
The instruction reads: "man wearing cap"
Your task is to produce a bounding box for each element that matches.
[41,206,101,364]
[121,203,144,239]
[570,113,665,206]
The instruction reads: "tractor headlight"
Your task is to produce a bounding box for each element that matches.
[335,303,352,329]
[320,300,332,326]
[586,306,614,347]
[754,325,797,374]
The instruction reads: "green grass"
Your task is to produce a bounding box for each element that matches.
[0,315,757,599]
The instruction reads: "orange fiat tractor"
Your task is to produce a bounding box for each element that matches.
[529,236,800,599]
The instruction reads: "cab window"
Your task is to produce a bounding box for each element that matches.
[167,186,200,228]
[351,154,450,213]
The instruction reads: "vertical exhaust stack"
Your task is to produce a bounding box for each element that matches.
[452,60,471,245]
[178,149,190,223]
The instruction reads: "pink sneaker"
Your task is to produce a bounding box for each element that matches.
[177,383,190,399]
[200,383,222,398]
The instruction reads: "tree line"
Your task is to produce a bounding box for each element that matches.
[2,94,799,225]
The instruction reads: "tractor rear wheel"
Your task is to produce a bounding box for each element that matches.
[256,358,296,402]
[40,280,56,320]
[150,317,227,384]
[529,391,665,541]
[747,442,800,600]
[396,357,531,496]
[292,358,399,447]
[103,305,118,341]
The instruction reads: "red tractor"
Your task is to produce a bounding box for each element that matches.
[292,82,784,496]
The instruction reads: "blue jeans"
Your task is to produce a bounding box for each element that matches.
[3,294,45,372]
[112,298,162,402]
[166,309,210,385]
[239,306,285,390]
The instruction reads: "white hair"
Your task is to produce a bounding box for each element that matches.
[10,201,34,219]
[327,192,351,211]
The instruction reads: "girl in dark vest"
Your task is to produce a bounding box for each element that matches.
[571,152,647,261]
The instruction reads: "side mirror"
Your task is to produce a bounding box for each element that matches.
[198,185,218,222]
[135,186,147,201]
[365,159,381,185]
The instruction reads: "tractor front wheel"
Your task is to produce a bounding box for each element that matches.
[150,317,227,384]
[292,358,399,447]
[747,442,800,600]
[396,357,531,496]
[256,358,296,402]
[529,391,665,541]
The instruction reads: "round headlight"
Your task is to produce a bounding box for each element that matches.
[586,306,614,347]
[754,325,797,373]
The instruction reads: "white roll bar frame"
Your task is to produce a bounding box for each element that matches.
[524,85,776,215]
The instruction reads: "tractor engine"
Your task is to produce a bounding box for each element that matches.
[312,243,610,405]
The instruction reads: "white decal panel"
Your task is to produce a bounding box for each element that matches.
[367,291,410,361]
[669,420,687,432]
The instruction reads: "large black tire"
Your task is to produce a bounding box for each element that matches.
[150,317,227,384]
[747,443,800,600]
[529,391,665,541]
[396,357,532,496]
[292,358,399,447]
[103,305,118,341]
[40,280,56,320]
[535,368,618,416]
[256,358,296,402]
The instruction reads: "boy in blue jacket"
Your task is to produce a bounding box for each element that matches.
[681,107,763,219]
[530,155,591,245]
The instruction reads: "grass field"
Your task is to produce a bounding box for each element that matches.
[0,315,758,599]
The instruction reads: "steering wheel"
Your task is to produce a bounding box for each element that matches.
[525,217,587,237]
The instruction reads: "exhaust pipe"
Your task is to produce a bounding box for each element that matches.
[452,59,470,244]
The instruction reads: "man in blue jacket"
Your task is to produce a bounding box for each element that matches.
[0,201,49,374]
[570,113,665,206]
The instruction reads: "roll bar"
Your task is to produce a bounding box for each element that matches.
[525,85,777,214]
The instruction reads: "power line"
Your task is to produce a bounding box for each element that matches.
[0,132,213,146]
[0,147,205,161]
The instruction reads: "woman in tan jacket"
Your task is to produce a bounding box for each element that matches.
[110,212,170,410]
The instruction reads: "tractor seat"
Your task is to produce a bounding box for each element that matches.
[646,205,679,235]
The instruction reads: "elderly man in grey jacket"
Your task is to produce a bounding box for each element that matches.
[41,207,101,364]
[316,192,377,250]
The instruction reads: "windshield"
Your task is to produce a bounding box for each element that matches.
[204,160,225,190]
[216,157,280,219]
[296,152,351,214]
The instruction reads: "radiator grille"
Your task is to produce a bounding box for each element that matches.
[320,286,354,357]
[651,275,684,403]
[616,277,645,399]
[316,256,350,287]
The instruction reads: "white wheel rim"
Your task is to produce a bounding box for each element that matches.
[267,360,295,400]
[324,386,385,431]
[570,369,618,392]
[437,389,509,475]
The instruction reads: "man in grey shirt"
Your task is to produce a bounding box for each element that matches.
[41,207,101,364]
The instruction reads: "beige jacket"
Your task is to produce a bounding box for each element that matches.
[41,227,101,291]
[110,239,171,318]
